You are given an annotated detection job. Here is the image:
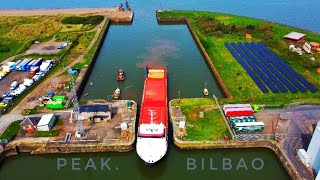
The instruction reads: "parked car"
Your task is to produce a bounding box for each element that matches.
[2,92,10,98]
[3,97,13,104]
[0,102,7,107]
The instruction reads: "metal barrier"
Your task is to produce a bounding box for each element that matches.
[235,133,284,141]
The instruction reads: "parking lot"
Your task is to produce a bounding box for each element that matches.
[26,39,66,55]
[0,71,30,96]
[1,59,54,106]
[254,110,286,135]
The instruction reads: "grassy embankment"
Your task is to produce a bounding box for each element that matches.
[158,11,320,106]
[0,120,22,140]
[172,98,229,141]
[73,16,110,69]
[0,15,106,113]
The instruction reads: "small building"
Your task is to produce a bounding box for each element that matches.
[284,32,306,42]
[20,117,39,133]
[79,105,112,122]
[37,113,56,131]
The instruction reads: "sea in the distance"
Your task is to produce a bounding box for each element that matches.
[1,0,319,33]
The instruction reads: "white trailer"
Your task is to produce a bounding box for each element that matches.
[40,62,50,72]
[10,81,18,90]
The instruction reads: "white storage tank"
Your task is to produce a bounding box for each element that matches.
[316,170,320,180]
[307,127,320,173]
[297,149,311,165]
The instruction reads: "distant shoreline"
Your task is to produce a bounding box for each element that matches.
[0,7,119,16]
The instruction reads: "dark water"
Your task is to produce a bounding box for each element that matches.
[0,148,290,180]
[1,0,318,179]
[80,24,223,102]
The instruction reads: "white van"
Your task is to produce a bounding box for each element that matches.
[10,81,18,90]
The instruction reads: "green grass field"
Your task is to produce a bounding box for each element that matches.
[0,120,22,140]
[0,14,100,62]
[35,129,61,137]
[158,11,320,105]
[172,98,229,141]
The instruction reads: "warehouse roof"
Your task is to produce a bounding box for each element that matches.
[79,105,110,112]
[37,113,55,126]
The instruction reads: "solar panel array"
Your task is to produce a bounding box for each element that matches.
[257,42,317,92]
[225,42,268,93]
[225,42,317,93]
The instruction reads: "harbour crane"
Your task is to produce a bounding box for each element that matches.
[68,69,84,138]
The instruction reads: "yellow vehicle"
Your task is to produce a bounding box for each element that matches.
[0,102,8,107]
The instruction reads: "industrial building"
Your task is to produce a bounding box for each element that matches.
[79,104,112,122]
[36,113,56,131]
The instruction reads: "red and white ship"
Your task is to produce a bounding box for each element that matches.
[136,67,168,165]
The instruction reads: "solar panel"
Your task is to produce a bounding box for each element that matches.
[250,42,298,93]
[239,42,287,92]
[231,42,279,93]
[225,43,268,93]
[252,42,306,93]
[257,42,317,92]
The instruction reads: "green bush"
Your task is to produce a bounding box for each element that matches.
[61,15,104,25]
[0,45,10,53]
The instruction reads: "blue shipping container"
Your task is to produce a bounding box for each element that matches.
[18,58,33,71]
[12,60,22,71]
[25,60,36,71]
[30,58,43,69]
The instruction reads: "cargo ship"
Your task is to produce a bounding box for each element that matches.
[136,67,168,165]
